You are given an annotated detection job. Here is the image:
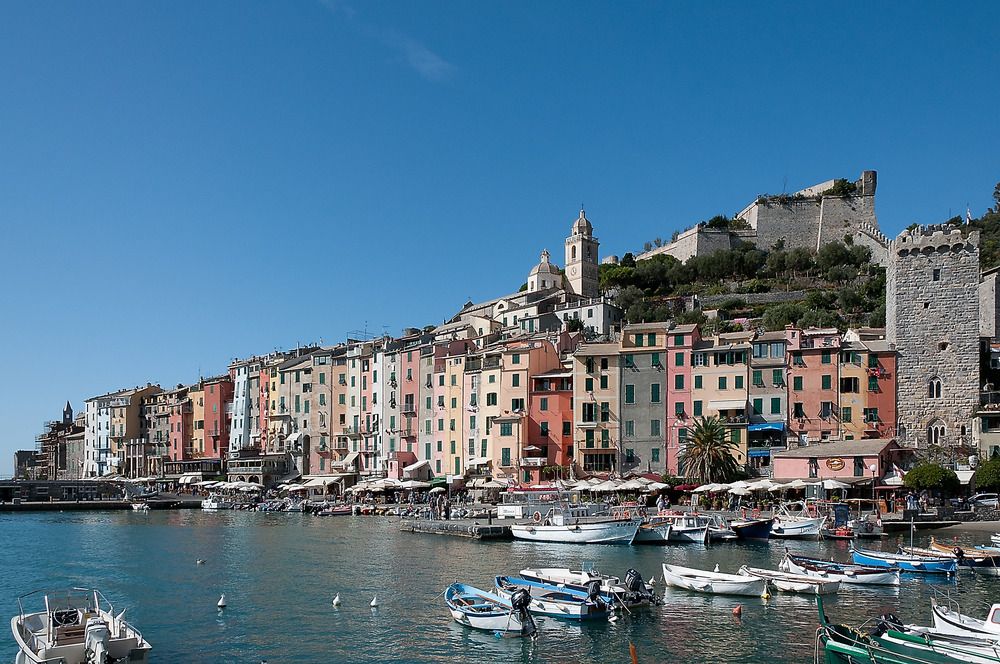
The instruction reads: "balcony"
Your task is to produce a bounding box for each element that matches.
[401,402,416,415]
[334,441,349,450]
[342,426,362,438]
[521,457,546,467]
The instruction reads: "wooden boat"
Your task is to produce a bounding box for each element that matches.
[11,588,152,664]
[737,565,840,594]
[728,517,774,541]
[661,563,766,597]
[518,566,659,609]
[818,597,1000,664]
[200,495,234,510]
[781,552,900,585]
[926,538,1000,575]
[317,505,353,516]
[444,583,536,637]
[510,503,639,545]
[493,576,611,621]
[851,543,957,574]
[928,596,1000,637]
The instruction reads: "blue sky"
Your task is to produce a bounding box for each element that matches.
[1,1,997,474]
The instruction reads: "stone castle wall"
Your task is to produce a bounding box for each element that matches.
[887,226,980,448]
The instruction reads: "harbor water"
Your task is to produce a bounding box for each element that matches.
[1,510,997,663]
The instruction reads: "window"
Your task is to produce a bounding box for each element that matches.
[437,440,443,452]
[650,419,661,436]
[933,268,941,281]
[793,376,803,391]
[673,374,684,391]
[792,352,804,366]
[500,423,513,436]
[822,351,831,364]
[929,379,942,399]
[842,407,852,423]
[673,352,683,367]
[540,397,548,412]
[634,334,643,347]
[652,383,662,402]
[808,458,818,478]
[864,408,879,423]
[625,354,635,368]
[582,403,596,422]
[438,419,444,431]
[868,375,879,392]
[450,440,456,454]
[625,385,635,403]
[540,422,549,436]
[735,375,743,390]
[600,375,608,390]
[752,370,763,387]
[585,377,594,392]
[652,448,660,462]
[718,376,727,390]
[820,402,833,419]
[770,397,781,415]
[511,374,519,387]
[694,375,702,389]
[854,456,865,477]
[512,398,525,411]
[563,421,571,436]
[449,419,455,431]
[770,342,785,359]
[585,430,595,448]
[451,397,457,408]
[793,402,805,418]
[822,375,832,390]
[730,428,741,444]
[601,358,608,370]
[624,420,634,436]
[486,393,497,406]
[625,448,635,462]
[319,373,325,385]
[675,402,685,416]
[841,377,859,393]
[647,333,656,346]
[772,369,784,386]
[585,357,594,373]
[868,354,879,368]
[674,334,684,346]
[501,448,511,466]
[295,395,300,413]
[600,402,610,422]
[753,343,768,358]
[450,375,456,386]
[752,398,762,415]
[693,401,702,416]
[438,375,444,387]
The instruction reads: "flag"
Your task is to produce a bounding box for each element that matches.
[967,205,972,224]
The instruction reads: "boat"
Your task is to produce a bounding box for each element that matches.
[728,516,774,541]
[991,533,1000,546]
[705,513,738,542]
[493,575,611,621]
[509,503,640,545]
[651,511,709,543]
[737,565,840,594]
[518,566,660,609]
[851,543,958,574]
[316,505,353,516]
[770,501,825,539]
[928,596,1000,637]
[661,563,767,597]
[841,499,887,538]
[200,495,234,510]
[781,552,900,585]
[11,587,152,664]
[444,583,536,638]
[130,502,149,512]
[817,597,1000,664]
[633,518,672,544]
[926,538,1000,575]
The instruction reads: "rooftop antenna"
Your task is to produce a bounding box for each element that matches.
[782,175,788,195]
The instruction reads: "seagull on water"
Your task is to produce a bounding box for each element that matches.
[332,594,341,606]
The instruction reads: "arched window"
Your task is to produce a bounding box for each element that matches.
[928,378,942,399]
[571,246,577,260]
[928,421,946,446]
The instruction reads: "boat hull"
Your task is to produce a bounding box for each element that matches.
[851,545,957,574]
[510,518,639,544]
[783,554,900,585]
[633,520,672,544]
[518,567,658,609]
[729,518,774,541]
[493,576,610,621]
[661,563,766,597]
[771,516,824,539]
[444,584,534,637]
[738,566,840,594]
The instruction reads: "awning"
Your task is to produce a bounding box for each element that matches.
[178,473,202,485]
[467,457,491,467]
[335,452,360,469]
[956,470,975,485]
[749,422,785,432]
[709,399,747,411]
[286,432,304,445]
[747,449,772,457]
[303,477,335,488]
[402,459,430,473]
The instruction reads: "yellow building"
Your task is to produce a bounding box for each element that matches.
[691,333,752,466]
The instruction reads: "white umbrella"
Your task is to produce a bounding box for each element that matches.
[400,480,430,489]
[692,483,724,493]
[482,481,505,489]
[620,479,647,491]
[768,482,789,492]
[786,479,812,489]
[591,480,621,493]
[747,479,776,491]
[728,487,752,496]
[728,480,750,489]
[429,487,446,494]
[646,482,670,491]
[822,479,852,490]
[570,481,594,491]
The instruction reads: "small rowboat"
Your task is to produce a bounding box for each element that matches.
[445,583,536,637]
[737,565,840,594]
[851,543,957,574]
[926,539,1000,576]
[519,567,659,609]
[929,597,1000,637]
[494,576,611,621]
[781,552,900,585]
[729,517,774,541]
[661,563,767,597]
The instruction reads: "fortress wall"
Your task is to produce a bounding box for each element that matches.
[746,199,823,251]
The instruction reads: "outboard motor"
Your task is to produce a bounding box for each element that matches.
[84,617,110,664]
[624,568,644,593]
[509,588,537,638]
[870,613,903,637]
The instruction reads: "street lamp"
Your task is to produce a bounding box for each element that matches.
[869,463,878,502]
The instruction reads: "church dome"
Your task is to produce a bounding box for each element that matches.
[572,208,593,236]
[529,250,560,277]
[527,250,563,292]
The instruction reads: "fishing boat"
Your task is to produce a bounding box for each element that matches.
[817,597,1000,664]
[200,495,234,510]
[493,576,611,621]
[728,515,774,541]
[518,566,659,609]
[851,543,957,574]
[661,563,767,597]
[651,511,709,543]
[770,501,825,539]
[509,503,640,545]
[927,596,1000,637]
[444,583,536,638]
[781,552,900,585]
[926,538,1000,575]
[633,517,672,544]
[705,513,738,541]
[737,565,841,594]
[11,588,152,664]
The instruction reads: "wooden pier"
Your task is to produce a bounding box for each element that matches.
[400,518,512,540]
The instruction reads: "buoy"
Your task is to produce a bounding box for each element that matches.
[196,559,206,564]
[733,604,742,616]
[714,563,720,573]
[333,594,341,606]
[217,594,227,609]
[762,590,771,600]
[370,595,379,608]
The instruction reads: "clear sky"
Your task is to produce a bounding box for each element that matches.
[1,1,997,475]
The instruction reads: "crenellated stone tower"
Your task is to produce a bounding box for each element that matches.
[565,208,600,297]
[887,225,980,449]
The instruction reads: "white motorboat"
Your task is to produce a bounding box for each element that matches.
[494,576,611,621]
[200,495,234,510]
[770,501,825,539]
[661,563,767,597]
[445,583,536,637]
[737,565,841,594]
[518,566,659,608]
[11,588,151,664]
[928,597,1000,637]
[633,518,672,544]
[510,504,639,544]
[653,512,709,543]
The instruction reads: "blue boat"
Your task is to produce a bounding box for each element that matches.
[851,543,957,574]
[493,575,611,621]
[445,583,537,637]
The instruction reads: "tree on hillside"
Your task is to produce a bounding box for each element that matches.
[762,302,806,331]
[679,416,743,483]
[786,247,814,273]
[903,462,960,492]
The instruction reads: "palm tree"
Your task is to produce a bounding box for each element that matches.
[679,416,742,483]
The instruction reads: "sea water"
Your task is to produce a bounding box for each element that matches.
[0,510,996,664]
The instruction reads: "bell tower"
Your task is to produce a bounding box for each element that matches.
[564,207,600,297]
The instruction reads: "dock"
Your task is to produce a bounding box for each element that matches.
[400,518,512,540]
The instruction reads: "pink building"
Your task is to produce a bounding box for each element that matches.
[771,439,900,486]
[786,327,841,444]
